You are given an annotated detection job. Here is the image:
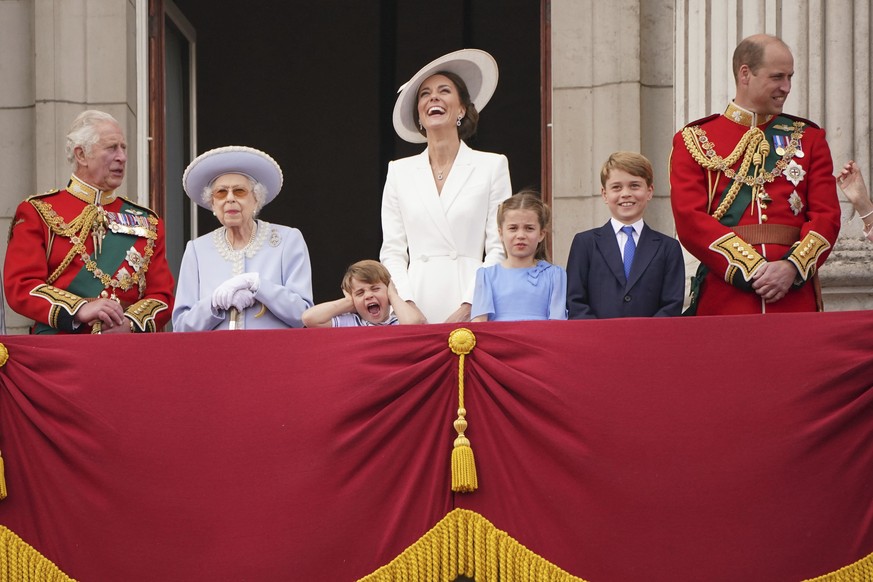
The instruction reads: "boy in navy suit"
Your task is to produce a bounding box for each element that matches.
[567,151,684,319]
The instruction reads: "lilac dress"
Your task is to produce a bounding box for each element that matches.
[471,261,567,321]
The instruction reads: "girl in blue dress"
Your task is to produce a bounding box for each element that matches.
[471,191,567,321]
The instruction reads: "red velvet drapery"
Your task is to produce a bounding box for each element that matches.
[1,312,871,581]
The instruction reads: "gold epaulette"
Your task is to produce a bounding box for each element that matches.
[787,231,831,281]
[25,188,60,201]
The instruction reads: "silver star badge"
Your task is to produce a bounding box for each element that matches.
[788,191,804,216]
[785,159,806,186]
[126,246,144,272]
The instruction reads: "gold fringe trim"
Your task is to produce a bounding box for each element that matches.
[448,328,477,493]
[358,508,587,582]
[802,550,873,581]
[0,526,76,582]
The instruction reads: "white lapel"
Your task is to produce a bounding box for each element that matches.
[438,141,475,215]
[412,149,457,247]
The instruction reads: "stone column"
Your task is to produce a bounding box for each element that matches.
[550,0,675,268]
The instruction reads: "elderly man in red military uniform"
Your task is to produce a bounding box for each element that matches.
[670,34,841,315]
[4,110,174,334]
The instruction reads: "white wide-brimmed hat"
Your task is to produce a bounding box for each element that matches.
[182,145,283,209]
[393,49,499,144]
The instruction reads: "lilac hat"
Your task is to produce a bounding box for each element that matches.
[183,146,283,209]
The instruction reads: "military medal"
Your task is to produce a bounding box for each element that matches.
[126,247,145,272]
[788,191,804,216]
[785,159,806,186]
[793,141,804,158]
[772,135,789,157]
[107,210,152,238]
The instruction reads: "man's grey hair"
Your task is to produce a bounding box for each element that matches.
[65,110,120,169]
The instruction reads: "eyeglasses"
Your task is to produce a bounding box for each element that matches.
[212,186,251,200]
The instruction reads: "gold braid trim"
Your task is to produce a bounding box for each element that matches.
[709,233,766,283]
[29,284,87,316]
[787,230,831,281]
[126,298,169,332]
[30,199,157,295]
[0,526,77,581]
[358,508,587,582]
[681,121,806,220]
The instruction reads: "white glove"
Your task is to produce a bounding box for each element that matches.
[211,273,260,311]
[230,289,256,312]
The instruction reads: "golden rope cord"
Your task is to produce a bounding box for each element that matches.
[32,201,99,284]
[32,200,157,292]
[681,121,806,221]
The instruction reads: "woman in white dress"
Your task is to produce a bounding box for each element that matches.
[380,49,512,323]
[172,146,313,331]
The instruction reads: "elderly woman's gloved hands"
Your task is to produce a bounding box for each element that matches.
[212,272,261,311]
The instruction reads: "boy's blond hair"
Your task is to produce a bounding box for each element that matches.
[600,151,654,187]
[341,260,391,294]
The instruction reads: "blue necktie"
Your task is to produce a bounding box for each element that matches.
[621,225,636,279]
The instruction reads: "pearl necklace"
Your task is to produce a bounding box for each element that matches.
[213,220,269,275]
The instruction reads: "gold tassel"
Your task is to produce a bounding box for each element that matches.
[448,328,477,493]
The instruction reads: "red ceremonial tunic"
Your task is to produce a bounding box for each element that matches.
[4,175,175,333]
[670,103,841,315]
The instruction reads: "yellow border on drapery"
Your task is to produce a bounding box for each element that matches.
[801,550,873,581]
[0,525,76,582]
[357,508,587,582]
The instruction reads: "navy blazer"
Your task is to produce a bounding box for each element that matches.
[566,221,685,319]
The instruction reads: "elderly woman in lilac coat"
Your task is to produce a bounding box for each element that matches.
[172,146,313,331]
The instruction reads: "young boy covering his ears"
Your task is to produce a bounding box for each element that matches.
[302,260,426,327]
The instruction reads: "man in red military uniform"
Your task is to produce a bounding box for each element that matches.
[4,110,174,334]
[670,34,841,315]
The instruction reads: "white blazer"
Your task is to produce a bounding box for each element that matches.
[380,141,512,323]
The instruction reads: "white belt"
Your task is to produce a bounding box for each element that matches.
[413,251,473,262]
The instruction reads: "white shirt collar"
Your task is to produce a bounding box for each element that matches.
[610,217,644,236]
